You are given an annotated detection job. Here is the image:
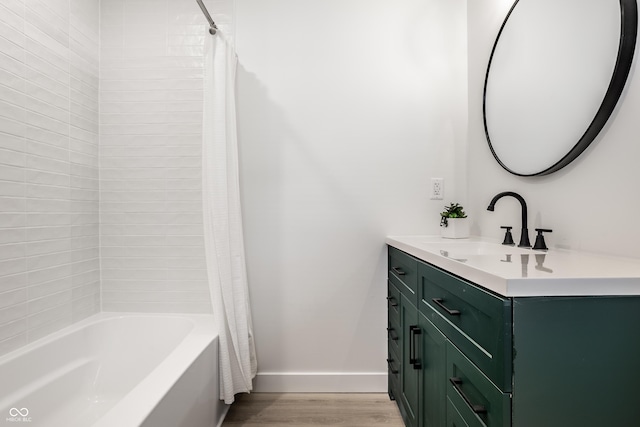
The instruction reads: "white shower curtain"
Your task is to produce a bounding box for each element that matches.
[202,31,257,404]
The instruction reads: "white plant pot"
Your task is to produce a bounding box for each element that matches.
[441,218,469,239]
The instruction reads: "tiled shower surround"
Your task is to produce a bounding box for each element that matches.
[99,0,211,313]
[0,0,233,356]
[0,0,101,355]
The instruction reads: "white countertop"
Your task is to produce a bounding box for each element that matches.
[386,235,640,297]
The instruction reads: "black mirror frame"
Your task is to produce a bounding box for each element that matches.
[483,0,638,177]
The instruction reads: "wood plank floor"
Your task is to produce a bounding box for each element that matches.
[222,393,404,426]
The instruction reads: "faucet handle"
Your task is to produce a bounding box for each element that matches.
[500,226,515,246]
[533,228,552,251]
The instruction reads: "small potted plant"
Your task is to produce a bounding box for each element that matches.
[440,203,469,239]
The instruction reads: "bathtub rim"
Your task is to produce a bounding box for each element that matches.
[0,312,221,427]
[0,312,205,363]
[94,312,220,427]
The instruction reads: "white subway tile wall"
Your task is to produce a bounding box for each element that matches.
[0,0,233,355]
[0,0,100,356]
[99,0,233,313]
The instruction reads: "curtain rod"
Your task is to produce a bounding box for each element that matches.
[196,0,218,35]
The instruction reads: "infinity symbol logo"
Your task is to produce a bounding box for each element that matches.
[9,408,29,417]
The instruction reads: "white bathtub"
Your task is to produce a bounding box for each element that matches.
[0,313,228,427]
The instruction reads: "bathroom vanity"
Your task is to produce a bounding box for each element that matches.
[386,236,640,427]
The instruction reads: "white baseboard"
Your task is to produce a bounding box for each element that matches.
[252,372,388,393]
[216,405,231,427]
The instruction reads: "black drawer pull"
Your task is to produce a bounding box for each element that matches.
[449,377,487,414]
[409,325,422,370]
[386,358,398,374]
[387,327,399,341]
[391,266,406,276]
[432,298,461,316]
[386,296,398,307]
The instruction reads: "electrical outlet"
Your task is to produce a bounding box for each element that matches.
[430,178,444,200]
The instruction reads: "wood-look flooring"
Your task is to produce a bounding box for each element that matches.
[222,393,404,426]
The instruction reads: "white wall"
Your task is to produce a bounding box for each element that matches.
[467,1,640,259]
[99,0,233,313]
[235,0,468,391]
[0,0,100,357]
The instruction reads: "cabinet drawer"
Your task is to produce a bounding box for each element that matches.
[388,345,401,404]
[388,246,418,304]
[447,341,511,427]
[389,370,400,403]
[388,280,401,325]
[447,396,471,427]
[419,262,512,392]
[387,347,401,387]
[387,316,401,357]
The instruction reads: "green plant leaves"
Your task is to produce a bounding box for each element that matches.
[440,203,467,227]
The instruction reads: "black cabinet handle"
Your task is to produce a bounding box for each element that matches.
[409,325,422,370]
[386,358,398,374]
[408,325,416,364]
[387,327,398,341]
[412,327,422,370]
[391,266,406,276]
[449,377,487,414]
[432,298,461,316]
[386,296,398,307]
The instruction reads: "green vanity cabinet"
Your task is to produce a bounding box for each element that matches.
[418,309,447,427]
[388,247,509,427]
[446,340,510,427]
[387,279,402,403]
[447,397,471,427]
[387,245,640,427]
[389,246,419,306]
[388,257,447,427]
[400,294,420,427]
[419,262,512,392]
[400,295,449,427]
[510,297,640,426]
[388,245,419,426]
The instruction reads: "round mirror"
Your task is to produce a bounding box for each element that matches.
[483,0,637,176]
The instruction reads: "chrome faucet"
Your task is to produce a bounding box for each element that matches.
[487,191,531,248]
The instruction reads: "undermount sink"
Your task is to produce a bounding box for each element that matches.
[435,241,531,256]
[413,239,532,258]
